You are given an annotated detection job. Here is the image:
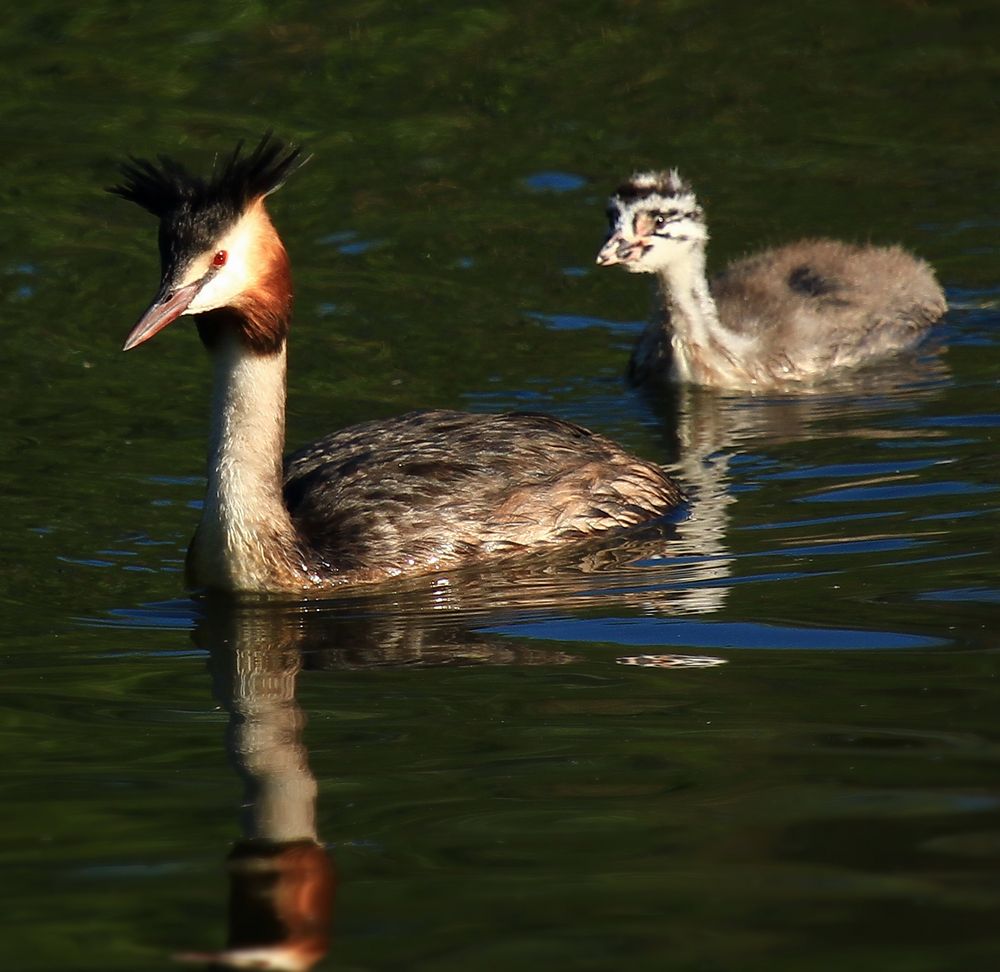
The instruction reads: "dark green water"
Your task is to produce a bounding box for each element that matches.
[2,1,999,969]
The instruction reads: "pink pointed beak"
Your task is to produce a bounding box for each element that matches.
[122,280,203,351]
[595,232,649,267]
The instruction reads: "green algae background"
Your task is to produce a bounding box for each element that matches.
[1,1,999,969]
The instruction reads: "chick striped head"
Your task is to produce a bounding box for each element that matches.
[596,170,707,273]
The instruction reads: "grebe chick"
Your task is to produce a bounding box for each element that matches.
[596,170,947,390]
[110,135,683,597]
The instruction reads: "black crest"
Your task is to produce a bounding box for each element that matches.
[109,133,307,274]
[108,132,306,218]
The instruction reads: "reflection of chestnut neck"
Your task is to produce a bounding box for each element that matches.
[221,840,333,971]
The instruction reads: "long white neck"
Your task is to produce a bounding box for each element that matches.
[654,247,754,384]
[188,328,303,592]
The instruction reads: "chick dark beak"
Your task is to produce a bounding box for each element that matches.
[595,232,648,267]
[122,280,203,351]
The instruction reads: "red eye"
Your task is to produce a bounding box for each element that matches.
[212,250,228,267]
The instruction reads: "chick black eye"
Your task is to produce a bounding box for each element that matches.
[652,213,667,228]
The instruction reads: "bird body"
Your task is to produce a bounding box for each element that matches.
[111,136,682,597]
[279,409,679,587]
[597,171,947,390]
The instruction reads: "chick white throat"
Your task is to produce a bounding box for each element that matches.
[648,244,755,386]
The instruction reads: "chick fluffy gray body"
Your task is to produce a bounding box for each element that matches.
[630,238,946,386]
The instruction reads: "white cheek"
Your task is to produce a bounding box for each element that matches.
[187,257,252,313]
[182,212,260,314]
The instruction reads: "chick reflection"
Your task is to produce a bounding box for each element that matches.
[644,349,950,574]
[648,349,950,468]
[177,607,334,971]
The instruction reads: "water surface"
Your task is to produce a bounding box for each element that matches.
[1,1,999,969]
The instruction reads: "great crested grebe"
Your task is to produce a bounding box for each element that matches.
[596,170,947,390]
[111,135,683,596]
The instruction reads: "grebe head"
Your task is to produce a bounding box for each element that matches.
[110,133,306,351]
[596,169,706,274]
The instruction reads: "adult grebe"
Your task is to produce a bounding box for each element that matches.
[111,135,683,596]
[596,170,947,390]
